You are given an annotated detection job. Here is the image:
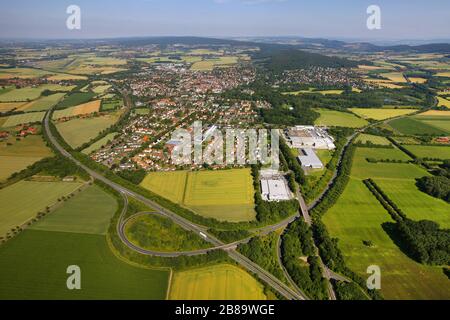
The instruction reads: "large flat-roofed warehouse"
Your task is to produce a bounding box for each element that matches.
[298,148,324,169]
[261,178,291,201]
[287,126,335,150]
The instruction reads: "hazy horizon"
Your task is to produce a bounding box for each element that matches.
[1,0,450,41]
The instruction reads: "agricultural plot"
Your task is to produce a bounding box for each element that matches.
[437,97,450,108]
[82,132,118,155]
[314,108,368,128]
[0,102,26,113]
[408,77,427,84]
[58,92,96,109]
[0,180,82,237]
[355,134,391,146]
[55,114,118,148]
[18,93,66,112]
[363,78,404,89]
[375,179,450,229]
[53,100,101,120]
[322,178,450,299]
[382,72,407,83]
[140,169,256,222]
[0,134,53,181]
[191,56,239,71]
[125,214,210,252]
[31,185,117,235]
[46,73,88,81]
[0,67,51,79]
[101,99,122,111]
[169,264,266,300]
[0,84,74,102]
[402,145,450,160]
[0,112,45,128]
[323,146,449,299]
[92,85,111,94]
[349,108,417,121]
[0,230,169,299]
[388,117,448,135]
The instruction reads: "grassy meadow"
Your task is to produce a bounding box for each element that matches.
[314,108,368,128]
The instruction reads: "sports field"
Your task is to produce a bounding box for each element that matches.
[374,179,450,228]
[402,145,450,160]
[82,132,118,155]
[314,108,368,128]
[0,230,169,299]
[53,100,101,119]
[169,264,266,300]
[349,108,417,120]
[0,112,45,128]
[56,115,118,148]
[18,93,66,112]
[125,214,210,252]
[140,169,256,222]
[0,134,53,181]
[388,117,448,135]
[0,180,82,237]
[31,185,117,235]
[355,134,391,146]
[323,146,449,299]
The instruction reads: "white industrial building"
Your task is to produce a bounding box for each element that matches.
[287,126,336,150]
[298,148,324,169]
[261,178,291,201]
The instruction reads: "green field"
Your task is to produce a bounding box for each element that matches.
[0,230,169,299]
[388,117,448,135]
[56,115,118,148]
[374,179,450,228]
[58,92,96,109]
[140,169,256,222]
[323,178,449,299]
[350,108,417,120]
[0,84,74,102]
[31,185,117,235]
[169,264,266,300]
[0,134,53,181]
[0,180,82,237]
[1,112,45,128]
[402,145,450,159]
[125,214,210,252]
[356,134,391,146]
[19,93,66,112]
[314,108,368,128]
[82,132,118,155]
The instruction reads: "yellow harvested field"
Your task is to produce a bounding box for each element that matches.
[364,79,404,89]
[417,110,450,116]
[357,65,385,70]
[436,72,450,77]
[408,77,427,84]
[46,73,88,81]
[0,102,26,113]
[350,108,417,120]
[383,72,407,83]
[437,97,450,108]
[53,100,101,119]
[169,264,266,300]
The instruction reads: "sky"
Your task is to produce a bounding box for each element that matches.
[0,0,449,41]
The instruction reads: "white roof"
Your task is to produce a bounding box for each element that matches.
[298,148,323,168]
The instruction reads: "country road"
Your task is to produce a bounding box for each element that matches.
[43,107,308,301]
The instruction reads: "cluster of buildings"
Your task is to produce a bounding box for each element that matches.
[275,66,371,90]
[0,125,38,140]
[286,125,336,170]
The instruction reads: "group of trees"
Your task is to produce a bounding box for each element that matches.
[279,138,305,185]
[416,160,450,203]
[281,219,328,300]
